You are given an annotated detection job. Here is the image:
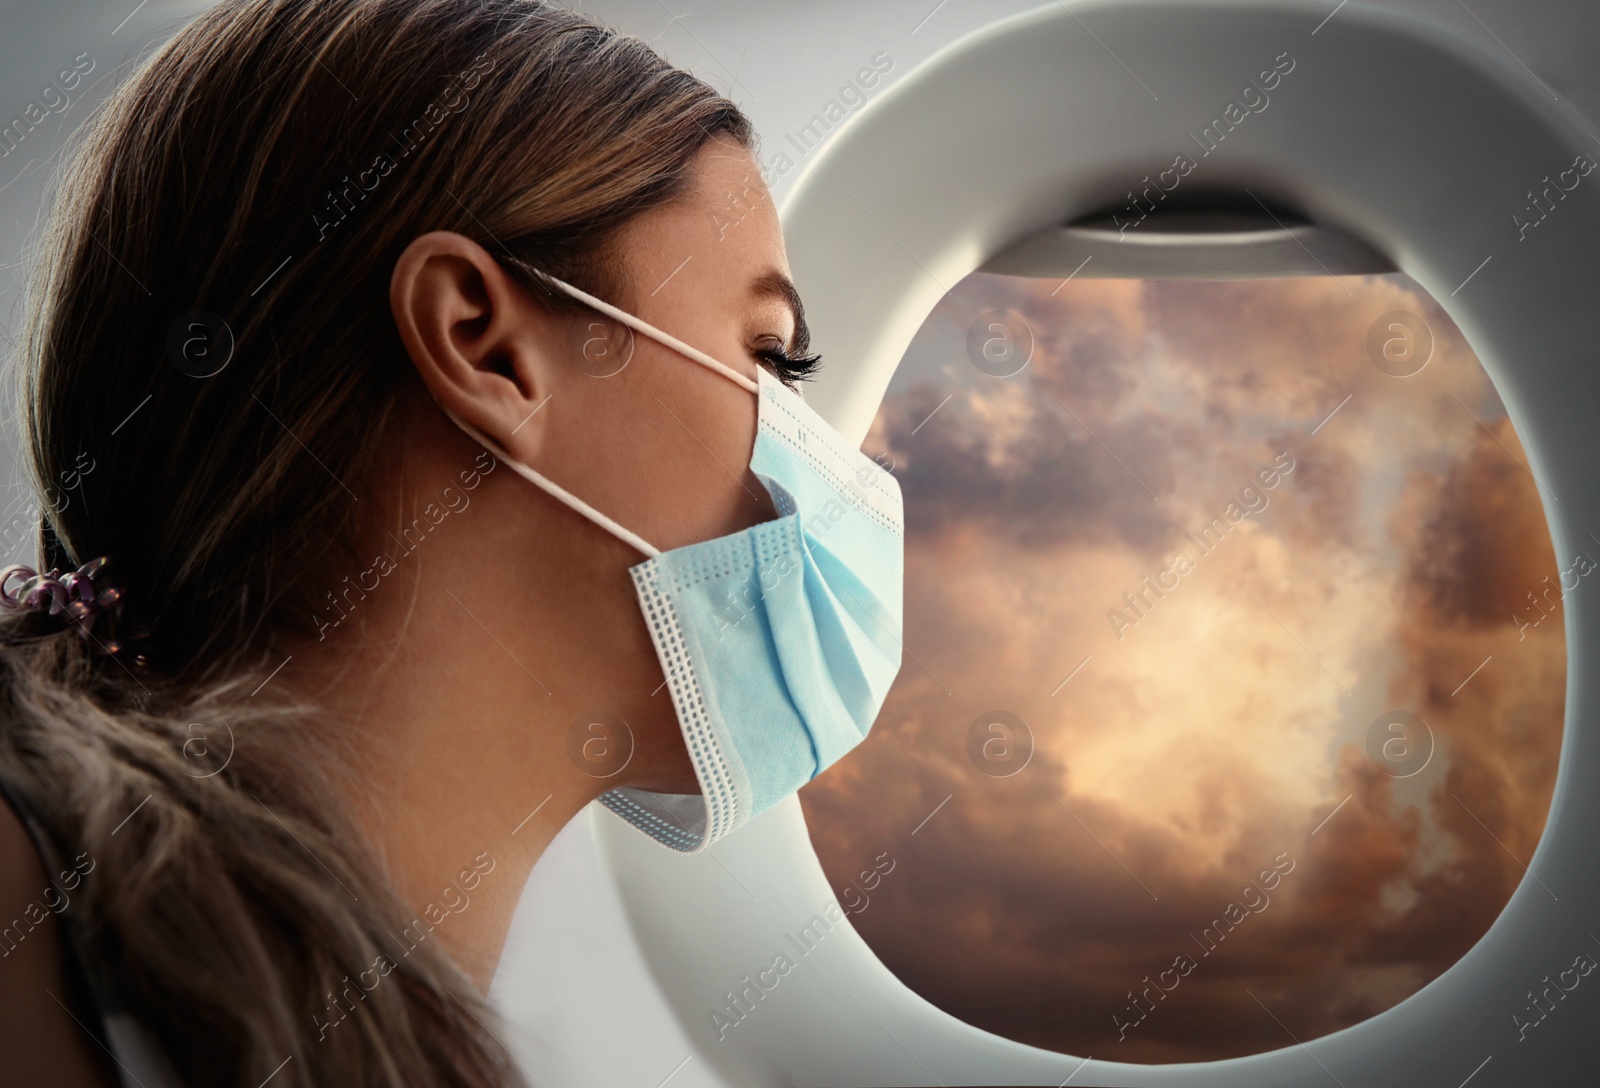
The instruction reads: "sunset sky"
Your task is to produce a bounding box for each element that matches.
[798,270,1568,1063]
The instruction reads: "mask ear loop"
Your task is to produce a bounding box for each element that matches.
[511,259,761,395]
[439,408,662,558]
[433,258,762,559]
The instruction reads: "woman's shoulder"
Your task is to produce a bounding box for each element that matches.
[0,787,121,1087]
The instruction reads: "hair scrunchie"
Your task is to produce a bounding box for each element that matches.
[0,556,149,664]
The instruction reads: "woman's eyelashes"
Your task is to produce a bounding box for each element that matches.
[752,340,824,387]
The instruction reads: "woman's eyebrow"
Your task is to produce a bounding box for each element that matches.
[750,269,812,354]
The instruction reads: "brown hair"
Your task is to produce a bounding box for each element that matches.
[0,0,753,1083]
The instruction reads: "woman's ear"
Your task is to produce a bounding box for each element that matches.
[389,231,567,462]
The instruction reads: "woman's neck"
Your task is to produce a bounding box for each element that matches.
[279,506,687,985]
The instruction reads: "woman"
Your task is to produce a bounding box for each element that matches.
[0,0,904,1084]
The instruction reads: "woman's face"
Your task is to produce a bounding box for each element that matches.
[526,135,809,554]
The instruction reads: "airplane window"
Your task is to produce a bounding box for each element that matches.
[798,269,1567,1063]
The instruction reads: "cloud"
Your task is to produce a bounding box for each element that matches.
[799,272,1564,1063]
[1400,415,1559,627]
[869,382,1182,555]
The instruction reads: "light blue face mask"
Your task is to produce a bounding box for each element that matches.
[439,267,904,853]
